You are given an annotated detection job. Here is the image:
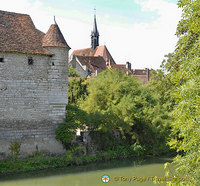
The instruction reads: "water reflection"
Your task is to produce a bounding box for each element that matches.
[0,157,171,186]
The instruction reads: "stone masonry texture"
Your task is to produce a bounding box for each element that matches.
[0,47,68,157]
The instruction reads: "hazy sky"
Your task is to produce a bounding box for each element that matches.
[1,0,182,69]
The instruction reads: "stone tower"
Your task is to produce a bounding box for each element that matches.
[0,10,70,157]
[42,23,70,125]
[91,11,99,52]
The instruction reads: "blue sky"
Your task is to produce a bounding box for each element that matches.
[31,0,178,25]
[1,0,181,69]
[38,0,156,24]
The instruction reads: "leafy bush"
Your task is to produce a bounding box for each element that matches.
[56,104,87,147]
[68,65,80,77]
[68,77,88,104]
[158,0,200,184]
[78,69,171,156]
[9,141,21,160]
[131,143,145,157]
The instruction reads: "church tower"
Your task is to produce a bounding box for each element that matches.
[91,9,99,52]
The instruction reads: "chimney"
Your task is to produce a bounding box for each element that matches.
[106,59,111,69]
[126,62,131,70]
[146,68,150,82]
[95,70,99,76]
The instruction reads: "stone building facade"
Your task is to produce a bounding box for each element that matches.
[69,55,88,77]
[69,55,107,77]
[0,10,70,157]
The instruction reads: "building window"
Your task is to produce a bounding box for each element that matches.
[0,58,4,62]
[52,62,55,66]
[28,57,33,65]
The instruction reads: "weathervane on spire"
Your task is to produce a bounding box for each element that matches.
[54,16,57,25]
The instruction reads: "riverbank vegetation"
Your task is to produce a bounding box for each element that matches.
[1,1,199,185]
[80,69,171,156]
[0,145,147,174]
[63,1,200,185]
[164,1,200,185]
[58,69,173,155]
[148,1,200,185]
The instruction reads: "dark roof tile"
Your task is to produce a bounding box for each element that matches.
[71,45,115,64]
[133,69,147,75]
[71,48,91,56]
[111,64,126,72]
[75,55,107,73]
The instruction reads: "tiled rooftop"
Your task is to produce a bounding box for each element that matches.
[0,10,69,55]
[42,24,70,49]
[72,45,116,65]
[76,55,107,73]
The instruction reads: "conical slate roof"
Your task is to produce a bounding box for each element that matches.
[42,24,70,49]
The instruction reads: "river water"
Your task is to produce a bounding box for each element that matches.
[0,157,171,186]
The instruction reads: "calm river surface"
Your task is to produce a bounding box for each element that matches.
[0,157,171,186]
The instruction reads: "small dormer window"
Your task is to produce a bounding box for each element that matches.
[28,57,33,65]
[0,58,4,62]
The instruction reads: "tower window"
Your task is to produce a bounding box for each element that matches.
[28,57,33,65]
[0,58,4,62]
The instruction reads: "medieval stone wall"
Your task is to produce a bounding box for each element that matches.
[0,48,68,157]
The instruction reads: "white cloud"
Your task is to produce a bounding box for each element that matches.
[0,0,182,69]
[103,0,182,69]
[122,0,182,69]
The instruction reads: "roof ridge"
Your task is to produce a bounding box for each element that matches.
[0,10,28,16]
[76,55,104,58]
[74,48,91,51]
[0,10,53,55]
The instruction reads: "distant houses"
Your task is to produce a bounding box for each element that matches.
[69,12,152,84]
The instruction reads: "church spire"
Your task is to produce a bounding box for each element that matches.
[91,8,99,52]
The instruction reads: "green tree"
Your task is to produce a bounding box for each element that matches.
[68,65,80,77]
[68,77,88,104]
[79,69,141,132]
[78,69,171,155]
[56,104,87,148]
[161,0,200,185]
